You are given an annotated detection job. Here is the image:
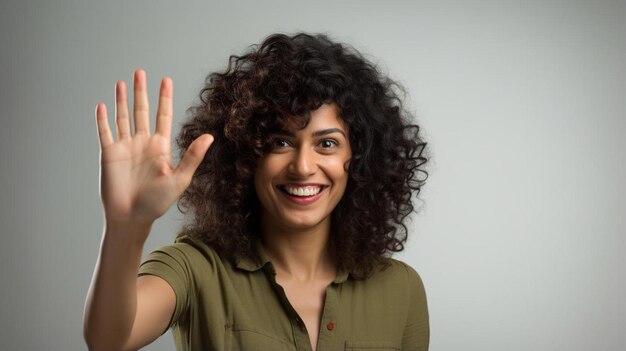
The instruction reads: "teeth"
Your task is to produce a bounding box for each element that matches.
[283,186,322,197]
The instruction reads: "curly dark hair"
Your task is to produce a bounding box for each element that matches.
[175,32,428,278]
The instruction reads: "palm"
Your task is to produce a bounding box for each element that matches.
[95,70,213,228]
[101,134,178,224]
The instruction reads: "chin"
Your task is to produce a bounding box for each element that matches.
[279,213,329,231]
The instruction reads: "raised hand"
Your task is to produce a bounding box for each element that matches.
[95,69,213,234]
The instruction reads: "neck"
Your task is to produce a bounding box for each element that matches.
[260,212,335,282]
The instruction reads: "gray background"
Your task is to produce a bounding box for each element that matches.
[1,0,624,350]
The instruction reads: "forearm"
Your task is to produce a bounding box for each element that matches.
[83,222,151,350]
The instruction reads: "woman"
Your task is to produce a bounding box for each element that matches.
[84,33,429,350]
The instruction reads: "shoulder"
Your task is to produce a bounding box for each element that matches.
[167,235,221,258]
[373,258,429,323]
[364,257,427,304]
[369,257,425,286]
[140,235,227,277]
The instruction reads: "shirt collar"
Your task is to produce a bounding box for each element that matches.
[235,239,272,272]
[235,239,350,284]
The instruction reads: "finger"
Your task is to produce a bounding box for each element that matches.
[155,77,173,141]
[95,103,114,148]
[174,134,214,188]
[115,80,131,140]
[133,69,150,135]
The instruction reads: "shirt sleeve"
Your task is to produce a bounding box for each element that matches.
[138,243,193,334]
[401,262,430,350]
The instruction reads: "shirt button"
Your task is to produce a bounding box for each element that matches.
[326,321,335,331]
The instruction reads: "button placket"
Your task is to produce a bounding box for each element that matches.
[317,284,339,349]
[263,265,311,350]
[294,316,305,329]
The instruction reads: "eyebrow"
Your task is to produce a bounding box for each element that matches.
[273,128,347,138]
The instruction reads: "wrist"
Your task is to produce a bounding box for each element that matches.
[103,220,153,246]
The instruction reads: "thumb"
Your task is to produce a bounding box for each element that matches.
[174,134,214,188]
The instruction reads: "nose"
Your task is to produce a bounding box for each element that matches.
[288,147,318,176]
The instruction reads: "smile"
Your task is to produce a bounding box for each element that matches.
[282,185,322,196]
[277,184,327,204]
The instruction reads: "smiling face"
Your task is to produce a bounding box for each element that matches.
[254,103,352,234]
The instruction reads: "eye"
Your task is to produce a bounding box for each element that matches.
[319,139,339,149]
[271,138,291,149]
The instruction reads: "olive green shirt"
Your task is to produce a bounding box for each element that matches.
[138,236,429,350]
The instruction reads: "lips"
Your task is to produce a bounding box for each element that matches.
[281,184,322,196]
[277,184,327,204]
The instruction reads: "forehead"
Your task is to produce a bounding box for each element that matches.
[281,103,348,134]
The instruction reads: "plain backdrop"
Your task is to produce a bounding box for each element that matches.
[0,0,624,350]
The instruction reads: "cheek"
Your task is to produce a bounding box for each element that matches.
[255,157,279,181]
[322,157,350,184]
[253,160,272,197]
[254,156,285,196]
